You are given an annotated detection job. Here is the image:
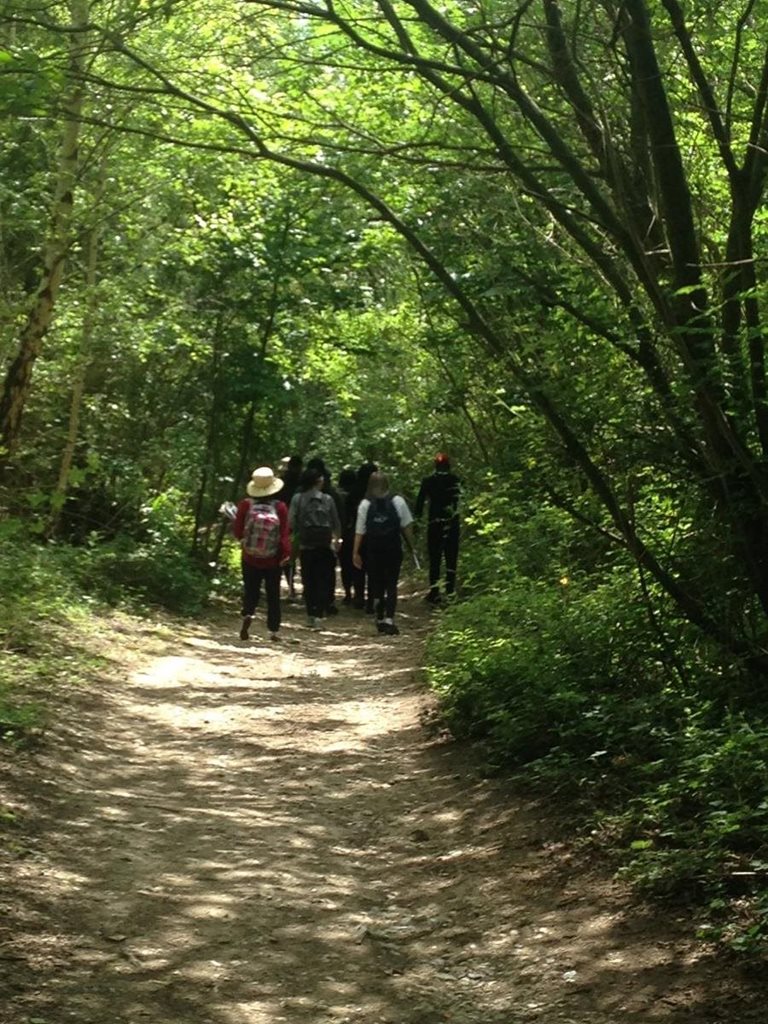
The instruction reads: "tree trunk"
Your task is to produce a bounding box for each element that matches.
[47,208,102,538]
[0,0,88,466]
[191,308,226,554]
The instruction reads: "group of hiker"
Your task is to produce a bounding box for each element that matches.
[230,453,461,642]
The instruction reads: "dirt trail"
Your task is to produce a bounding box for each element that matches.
[0,590,765,1024]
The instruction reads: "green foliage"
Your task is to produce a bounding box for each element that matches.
[426,486,768,949]
[427,554,687,769]
[62,490,211,614]
[613,719,768,896]
[0,505,210,745]
[0,687,42,744]
[0,522,86,743]
[71,533,209,615]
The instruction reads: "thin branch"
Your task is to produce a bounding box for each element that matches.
[726,0,758,134]
[660,0,738,182]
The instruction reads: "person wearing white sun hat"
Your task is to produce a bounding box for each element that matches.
[233,467,291,641]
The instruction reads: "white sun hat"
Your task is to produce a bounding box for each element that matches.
[246,467,284,497]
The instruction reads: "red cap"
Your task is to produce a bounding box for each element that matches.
[435,452,450,464]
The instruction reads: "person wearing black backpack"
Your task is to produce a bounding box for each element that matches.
[278,454,303,600]
[352,471,414,636]
[289,467,342,628]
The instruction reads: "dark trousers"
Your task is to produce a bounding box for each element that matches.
[367,545,403,620]
[241,563,282,632]
[283,560,297,595]
[327,550,338,608]
[427,519,460,595]
[339,528,355,598]
[300,546,336,618]
[352,537,373,609]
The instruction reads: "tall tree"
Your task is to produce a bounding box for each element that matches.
[0,0,90,464]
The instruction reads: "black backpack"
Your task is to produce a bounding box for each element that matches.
[298,491,333,547]
[366,496,401,549]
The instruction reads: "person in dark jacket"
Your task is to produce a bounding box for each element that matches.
[414,453,461,603]
[305,456,344,614]
[349,461,378,610]
[288,466,342,628]
[337,466,357,604]
[280,455,303,507]
[279,454,303,600]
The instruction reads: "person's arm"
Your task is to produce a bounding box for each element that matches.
[277,501,291,564]
[396,496,415,549]
[233,499,249,541]
[414,477,428,520]
[288,492,300,533]
[451,475,461,516]
[330,486,344,525]
[352,532,364,569]
[329,493,342,541]
[394,496,419,566]
[353,499,368,568]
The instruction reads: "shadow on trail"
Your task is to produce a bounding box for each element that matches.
[1,597,766,1024]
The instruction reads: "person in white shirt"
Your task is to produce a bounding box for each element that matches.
[352,471,414,636]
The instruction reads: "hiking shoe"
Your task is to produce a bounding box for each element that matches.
[384,622,400,636]
[270,631,281,642]
[376,620,386,633]
[307,616,318,629]
[239,616,253,640]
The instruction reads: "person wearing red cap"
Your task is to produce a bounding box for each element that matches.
[414,454,462,603]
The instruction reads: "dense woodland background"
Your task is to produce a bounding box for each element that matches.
[3,0,768,950]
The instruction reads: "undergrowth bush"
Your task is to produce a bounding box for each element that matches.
[0,505,211,742]
[426,490,768,949]
[70,533,209,614]
[0,520,90,740]
[427,566,695,769]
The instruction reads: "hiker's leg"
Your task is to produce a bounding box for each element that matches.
[264,567,282,633]
[241,561,260,616]
[352,562,365,607]
[300,550,315,616]
[384,550,403,619]
[340,529,354,600]
[326,548,338,611]
[365,569,376,614]
[285,534,299,598]
[303,548,325,619]
[426,521,443,598]
[367,552,386,620]
[444,519,460,595]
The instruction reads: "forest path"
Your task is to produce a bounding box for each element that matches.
[0,589,763,1024]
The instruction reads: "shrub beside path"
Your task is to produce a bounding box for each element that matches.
[1,589,765,1024]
